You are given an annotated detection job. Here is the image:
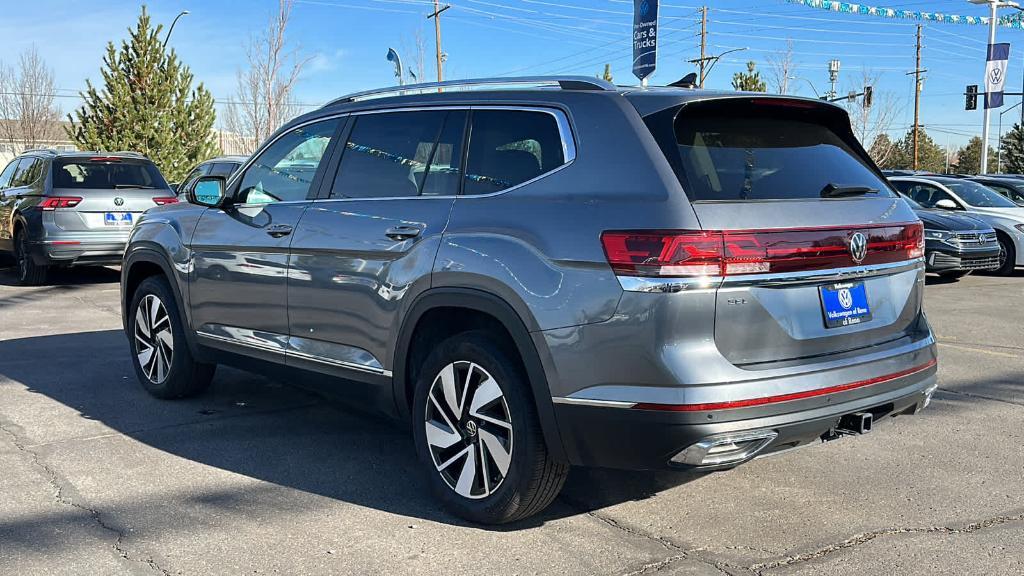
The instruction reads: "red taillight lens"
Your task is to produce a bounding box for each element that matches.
[603,223,924,278]
[39,196,82,210]
[601,231,724,277]
[152,197,179,206]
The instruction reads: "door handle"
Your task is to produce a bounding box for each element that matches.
[385,226,421,241]
[266,224,293,238]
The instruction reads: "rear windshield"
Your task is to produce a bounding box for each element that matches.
[53,158,167,190]
[645,100,891,201]
[937,179,1018,208]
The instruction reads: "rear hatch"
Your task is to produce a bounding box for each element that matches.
[49,156,175,232]
[638,96,924,366]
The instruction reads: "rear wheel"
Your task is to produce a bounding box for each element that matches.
[412,330,568,524]
[128,276,215,399]
[994,234,1017,276]
[937,270,970,280]
[14,230,47,286]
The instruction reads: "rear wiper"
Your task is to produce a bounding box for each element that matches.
[114,184,155,189]
[820,183,877,198]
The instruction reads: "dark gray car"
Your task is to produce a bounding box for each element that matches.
[120,77,939,524]
[0,150,175,284]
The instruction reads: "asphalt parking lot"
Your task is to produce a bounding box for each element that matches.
[1,266,1022,576]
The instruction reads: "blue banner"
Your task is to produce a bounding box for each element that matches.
[633,0,658,81]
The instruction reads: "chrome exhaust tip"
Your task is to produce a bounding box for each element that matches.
[671,430,778,468]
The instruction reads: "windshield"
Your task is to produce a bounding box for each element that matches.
[938,179,1018,208]
[646,100,892,201]
[54,158,168,190]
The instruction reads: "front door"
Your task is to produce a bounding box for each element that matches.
[286,109,466,381]
[190,117,343,360]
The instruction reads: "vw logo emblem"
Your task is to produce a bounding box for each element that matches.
[114,197,125,207]
[849,232,868,263]
[838,288,854,310]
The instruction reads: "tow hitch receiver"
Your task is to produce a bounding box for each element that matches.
[823,412,874,441]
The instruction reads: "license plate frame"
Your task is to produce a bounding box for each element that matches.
[103,212,134,227]
[819,281,872,328]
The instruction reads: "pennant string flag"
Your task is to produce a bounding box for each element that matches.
[786,0,1024,30]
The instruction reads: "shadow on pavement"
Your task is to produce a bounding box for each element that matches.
[0,329,702,532]
[0,265,120,287]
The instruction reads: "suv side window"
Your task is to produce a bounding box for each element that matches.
[236,119,340,204]
[12,157,44,188]
[329,110,465,199]
[0,159,19,189]
[463,109,566,196]
[910,184,953,208]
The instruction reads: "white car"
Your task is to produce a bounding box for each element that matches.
[890,176,1024,275]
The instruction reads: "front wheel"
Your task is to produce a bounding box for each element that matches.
[128,276,215,399]
[994,235,1017,276]
[412,330,568,524]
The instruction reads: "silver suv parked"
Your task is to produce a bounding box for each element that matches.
[120,77,939,524]
[0,150,175,284]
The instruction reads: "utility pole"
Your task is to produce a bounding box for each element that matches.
[428,0,449,85]
[698,6,707,88]
[907,24,925,171]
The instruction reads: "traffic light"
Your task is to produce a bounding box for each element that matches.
[966,85,978,111]
[863,86,873,108]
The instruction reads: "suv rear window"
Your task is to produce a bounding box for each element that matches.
[645,99,890,202]
[53,158,167,190]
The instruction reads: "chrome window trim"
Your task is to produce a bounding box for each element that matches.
[615,259,923,292]
[196,330,393,377]
[311,104,577,203]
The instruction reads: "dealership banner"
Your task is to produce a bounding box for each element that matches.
[786,0,1024,29]
[986,43,1011,109]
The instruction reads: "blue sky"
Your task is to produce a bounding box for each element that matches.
[0,0,1021,149]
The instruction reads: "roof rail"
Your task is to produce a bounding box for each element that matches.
[324,76,617,107]
[111,151,145,157]
[21,148,58,155]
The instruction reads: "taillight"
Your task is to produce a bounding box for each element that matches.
[602,223,924,278]
[39,196,82,210]
[152,197,179,206]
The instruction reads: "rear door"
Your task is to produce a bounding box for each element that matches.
[642,97,924,365]
[0,158,22,251]
[189,118,342,360]
[50,157,171,232]
[286,109,465,380]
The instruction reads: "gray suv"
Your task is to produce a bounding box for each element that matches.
[0,150,175,284]
[120,77,939,524]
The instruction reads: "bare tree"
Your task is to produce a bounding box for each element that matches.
[0,46,62,153]
[842,68,903,167]
[766,39,796,95]
[224,0,311,154]
[401,27,428,84]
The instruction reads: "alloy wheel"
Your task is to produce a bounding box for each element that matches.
[424,361,513,499]
[134,294,174,384]
[15,234,28,281]
[998,241,1008,269]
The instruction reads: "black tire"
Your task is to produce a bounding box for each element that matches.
[14,230,47,286]
[412,330,568,524]
[994,234,1017,276]
[128,275,215,399]
[937,270,971,280]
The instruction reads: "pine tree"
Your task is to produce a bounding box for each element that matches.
[889,128,946,173]
[999,123,1024,174]
[66,6,217,183]
[601,64,613,83]
[955,136,995,175]
[731,61,767,92]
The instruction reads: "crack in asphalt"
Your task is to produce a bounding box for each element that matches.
[0,419,170,575]
[748,512,1024,574]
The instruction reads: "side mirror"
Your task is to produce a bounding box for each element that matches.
[934,199,958,210]
[193,176,228,208]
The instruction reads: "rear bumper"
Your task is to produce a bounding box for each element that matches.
[27,239,127,266]
[551,350,937,471]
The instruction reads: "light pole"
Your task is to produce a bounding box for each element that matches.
[997,100,1023,172]
[163,10,190,48]
[691,47,747,87]
[970,0,1019,173]
[789,76,820,98]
